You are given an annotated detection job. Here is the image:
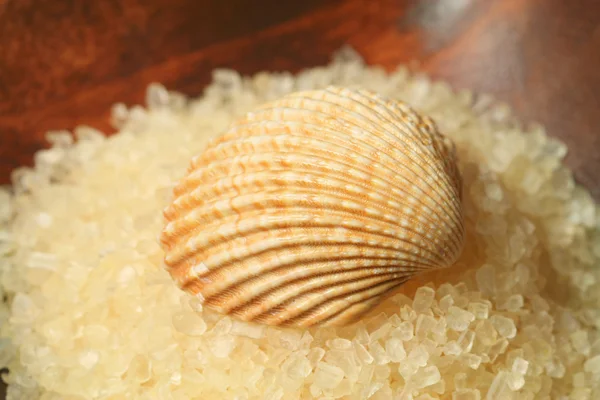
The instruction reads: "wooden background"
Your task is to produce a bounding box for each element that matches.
[0,0,599,395]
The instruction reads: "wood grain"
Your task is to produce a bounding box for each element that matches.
[1,0,599,198]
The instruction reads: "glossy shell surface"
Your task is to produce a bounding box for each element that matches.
[160,86,465,327]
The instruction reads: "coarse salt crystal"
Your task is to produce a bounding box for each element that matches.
[79,350,100,369]
[511,357,529,375]
[281,354,312,379]
[209,335,236,358]
[172,311,207,336]
[354,341,374,365]
[452,389,481,400]
[506,371,525,391]
[413,366,441,388]
[35,212,53,227]
[447,307,475,332]
[498,294,524,312]
[415,314,437,339]
[413,286,436,312]
[314,362,345,389]
[385,337,407,362]
[439,294,454,311]
[467,302,490,319]
[230,320,264,339]
[490,315,516,339]
[454,372,467,390]
[583,355,600,374]
[391,321,414,341]
[327,338,352,350]
[461,353,482,369]
[307,347,326,367]
[486,371,508,400]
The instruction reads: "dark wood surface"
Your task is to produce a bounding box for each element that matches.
[0,0,599,393]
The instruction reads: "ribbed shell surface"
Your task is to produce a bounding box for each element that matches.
[160,86,464,327]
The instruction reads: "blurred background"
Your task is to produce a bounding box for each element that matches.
[0,0,599,396]
[1,0,599,198]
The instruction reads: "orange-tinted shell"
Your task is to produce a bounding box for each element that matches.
[160,86,464,327]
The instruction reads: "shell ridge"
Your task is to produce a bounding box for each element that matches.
[175,226,439,280]
[165,205,449,265]
[280,89,453,185]
[192,132,458,219]
[317,280,408,326]
[183,132,462,229]
[205,259,423,311]
[172,218,447,272]
[230,105,462,223]
[254,98,448,185]
[164,190,461,268]
[217,118,463,226]
[167,165,461,246]
[319,88,461,211]
[267,277,408,327]
[381,100,462,206]
[223,91,460,205]
[216,268,418,319]
[253,274,406,325]
[177,245,414,296]
[179,240,433,297]
[166,180,456,241]
[320,87,461,212]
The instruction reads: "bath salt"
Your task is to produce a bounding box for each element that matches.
[0,47,599,399]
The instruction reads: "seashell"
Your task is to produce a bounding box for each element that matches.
[160,86,465,327]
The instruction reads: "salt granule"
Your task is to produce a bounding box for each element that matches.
[281,354,312,380]
[314,362,345,389]
[413,286,436,313]
[497,294,524,312]
[77,350,100,372]
[573,372,586,388]
[461,353,482,370]
[307,347,326,367]
[447,306,476,331]
[452,389,481,400]
[361,381,384,398]
[490,315,517,339]
[511,357,529,375]
[468,302,490,319]
[172,311,207,336]
[368,341,391,365]
[385,337,407,362]
[327,338,352,350]
[439,294,455,311]
[1,50,599,399]
[457,330,475,352]
[392,321,415,341]
[486,371,509,400]
[412,365,441,388]
[570,330,591,356]
[230,320,265,339]
[506,371,525,391]
[354,341,374,365]
[209,335,236,358]
[416,314,437,339]
[584,355,600,374]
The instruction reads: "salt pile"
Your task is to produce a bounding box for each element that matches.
[0,48,599,399]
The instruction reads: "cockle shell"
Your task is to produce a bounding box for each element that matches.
[160,86,464,327]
